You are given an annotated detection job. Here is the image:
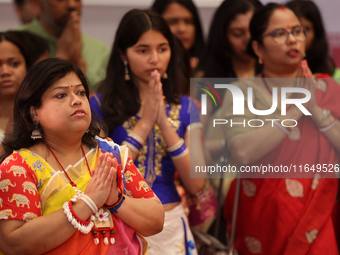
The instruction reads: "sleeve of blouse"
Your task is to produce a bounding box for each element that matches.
[123,158,155,199]
[0,153,42,221]
[182,96,203,132]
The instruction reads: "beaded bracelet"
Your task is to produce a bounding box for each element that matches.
[68,201,91,225]
[63,201,94,234]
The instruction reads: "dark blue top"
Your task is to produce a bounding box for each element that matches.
[90,94,201,204]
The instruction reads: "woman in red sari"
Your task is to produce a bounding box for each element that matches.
[222,3,340,254]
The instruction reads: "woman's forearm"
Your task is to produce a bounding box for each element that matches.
[159,121,205,194]
[114,196,164,236]
[231,106,303,165]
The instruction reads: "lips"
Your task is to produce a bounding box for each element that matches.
[71,109,86,116]
[287,49,299,57]
[0,80,14,87]
[147,69,160,75]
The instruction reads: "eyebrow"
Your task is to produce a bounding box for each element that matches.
[135,43,169,48]
[51,84,83,91]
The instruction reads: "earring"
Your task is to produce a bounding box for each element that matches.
[31,120,42,140]
[124,61,130,81]
[258,58,263,64]
[162,72,168,79]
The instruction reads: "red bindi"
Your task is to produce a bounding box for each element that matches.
[280,5,285,10]
[287,25,290,29]
[71,85,73,87]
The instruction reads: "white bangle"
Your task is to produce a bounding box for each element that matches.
[319,120,336,132]
[79,194,98,214]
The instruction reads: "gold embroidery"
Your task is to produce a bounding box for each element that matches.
[122,103,182,185]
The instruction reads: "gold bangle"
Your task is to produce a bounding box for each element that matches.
[122,141,140,154]
[167,138,184,152]
[128,131,144,145]
[171,148,189,160]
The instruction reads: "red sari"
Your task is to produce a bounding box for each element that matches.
[224,75,340,255]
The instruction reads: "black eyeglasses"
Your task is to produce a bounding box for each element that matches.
[263,25,307,45]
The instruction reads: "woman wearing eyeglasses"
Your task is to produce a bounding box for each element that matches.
[222,3,340,254]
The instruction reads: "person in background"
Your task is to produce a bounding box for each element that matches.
[196,0,262,80]
[196,0,263,149]
[15,0,110,92]
[195,2,263,232]
[90,9,206,255]
[222,3,340,254]
[0,30,48,155]
[151,0,205,70]
[14,0,41,24]
[0,58,164,255]
[0,31,28,151]
[10,30,49,66]
[285,0,339,78]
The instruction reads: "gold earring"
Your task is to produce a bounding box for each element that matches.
[124,61,130,81]
[258,58,263,64]
[162,72,168,79]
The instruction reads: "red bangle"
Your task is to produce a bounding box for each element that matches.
[68,201,91,225]
[104,187,124,208]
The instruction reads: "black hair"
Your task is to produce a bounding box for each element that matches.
[98,9,182,134]
[285,0,335,76]
[14,0,24,6]
[0,31,30,69]
[198,0,263,78]
[0,31,48,70]
[8,31,48,69]
[247,3,283,59]
[151,0,204,59]
[0,58,100,163]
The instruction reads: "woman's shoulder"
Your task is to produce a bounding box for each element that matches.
[178,95,200,112]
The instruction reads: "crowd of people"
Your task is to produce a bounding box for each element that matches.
[0,0,340,254]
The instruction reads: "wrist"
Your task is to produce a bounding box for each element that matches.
[310,107,324,123]
[73,200,93,220]
[287,105,303,120]
[158,118,172,130]
[105,190,125,213]
[138,118,154,133]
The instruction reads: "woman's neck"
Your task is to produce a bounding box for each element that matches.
[231,57,256,78]
[262,66,299,79]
